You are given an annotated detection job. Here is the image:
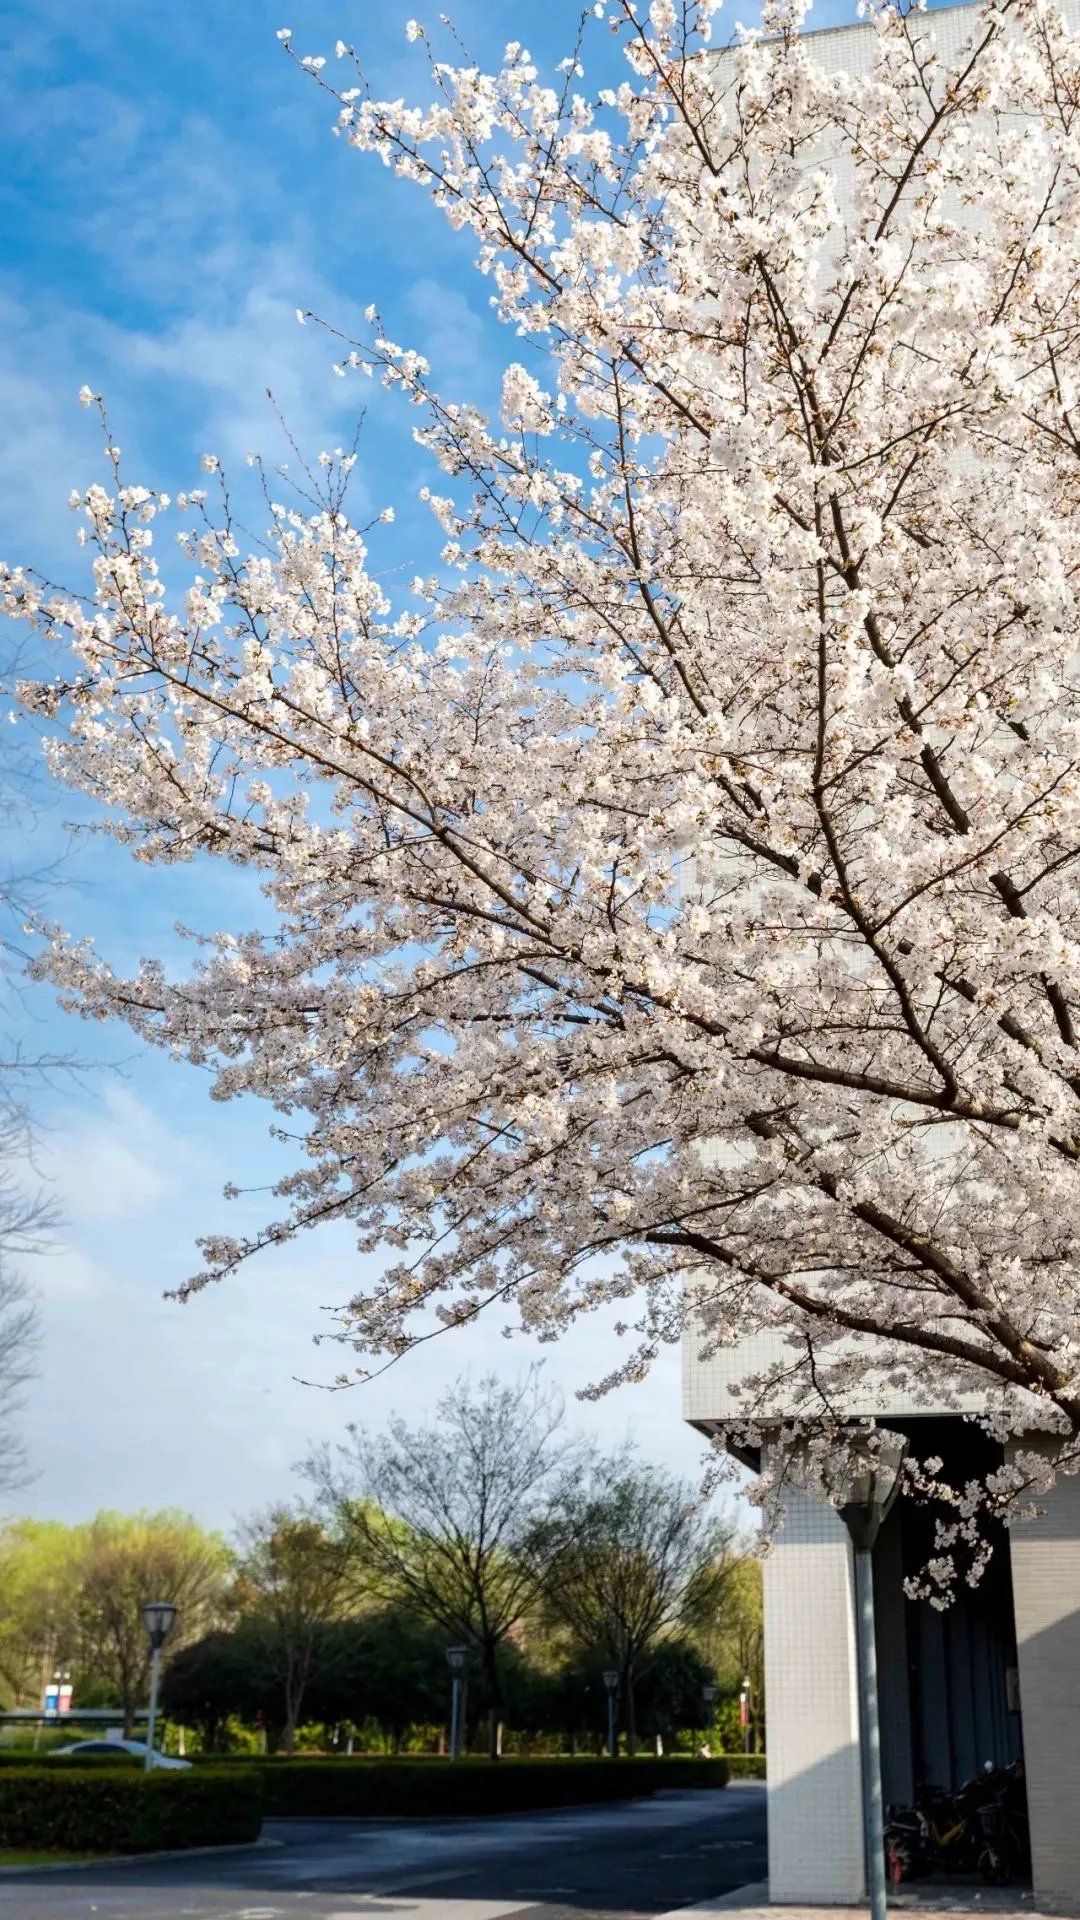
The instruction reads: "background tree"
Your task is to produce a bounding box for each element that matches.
[234,1505,354,1753]
[532,1454,736,1753]
[0,1518,85,1708]
[158,1628,269,1752]
[693,1555,764,1754]
[306,1609,450,1752]
[0,1064,47,1501]
[0,1253,38,1498]
[75,1510,229,1734]
[633,1639,717,1749]
[311,1370,573,1759]
[0,625,98,1495]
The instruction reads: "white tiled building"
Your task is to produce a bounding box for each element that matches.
[688,6,1080,1910]
[685,1317,1080,1911]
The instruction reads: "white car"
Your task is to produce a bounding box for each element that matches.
[55,1737,191,1770]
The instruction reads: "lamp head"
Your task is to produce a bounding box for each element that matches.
[838,1431,906,1551]
[446,1645,469,1674]
[141,1602,177,1651]
[701,1683,717,1707]
[602,1669,619,1693]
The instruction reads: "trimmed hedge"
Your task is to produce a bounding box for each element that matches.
[0,1766,263,1854]
[0,1751,142,1767]
[244,1755,728,1818]
[721,1754,766,1780]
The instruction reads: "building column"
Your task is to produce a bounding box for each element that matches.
[1009,1469,1080,1915]
[764,1486,865,1903]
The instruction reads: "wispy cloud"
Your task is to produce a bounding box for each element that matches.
[38,1086,191,1226]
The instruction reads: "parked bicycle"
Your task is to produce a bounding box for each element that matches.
[884,1759,1029,1887]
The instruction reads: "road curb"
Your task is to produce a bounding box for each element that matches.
[657,1883,771,1915]
[0,1835,282,1877]
[654,1889,1048,1919]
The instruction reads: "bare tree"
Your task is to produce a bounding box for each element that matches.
[531,1454,737,1754]
[310,1370,574,1759]
[0,1253,39,1498]
[0,630,89,1488]
[235,1506,354,1752]
[0,1103,47,1495]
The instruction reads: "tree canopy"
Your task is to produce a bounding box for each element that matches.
[310,1370,575,1757]
[531,1453,736,1750]
[0,1509,230,1727]
[10,0,1080,1533]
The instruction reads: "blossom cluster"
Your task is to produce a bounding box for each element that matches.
[7,0,1080,1511]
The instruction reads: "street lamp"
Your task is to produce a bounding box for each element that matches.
[740,1673,752,1756]
[446,1646,469,1761]
[701,1682,717,1754]
[602,1669,619,1759]
[837,1434,906,1920]
[140,1602,177,1772]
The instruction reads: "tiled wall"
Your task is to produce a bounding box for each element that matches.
[764,1484,865,1904]
[683,1302,989,1426]
[1010,1471,1080,1916]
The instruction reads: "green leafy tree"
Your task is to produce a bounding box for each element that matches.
[531,1454,736,1753]
[692,1554,764,1753]
[0,1519,85,1708]
[633,1638,717,1745]
[75,1511,230,1734]
[159,1628,270,1751]
[234,1506,354,1752]
[306,1610,450,1750]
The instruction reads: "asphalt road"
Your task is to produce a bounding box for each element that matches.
[2,1782,767,1920]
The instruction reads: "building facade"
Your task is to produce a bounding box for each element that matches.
[685,1322,1080,1910]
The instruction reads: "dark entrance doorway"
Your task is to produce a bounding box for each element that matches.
[872,1417,1023,1807]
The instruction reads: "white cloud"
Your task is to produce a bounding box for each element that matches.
[39,1085,191,1225]
[27,1245,109,1304]
[0,294,108,557]
[116,257,369,473]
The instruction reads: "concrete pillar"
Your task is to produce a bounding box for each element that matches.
[1010,1470,1080,1915]
[764,1487,865,1903]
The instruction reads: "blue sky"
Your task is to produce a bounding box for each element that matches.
[0,0,892,1530]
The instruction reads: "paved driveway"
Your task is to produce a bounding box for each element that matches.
[2,1782,767,1920]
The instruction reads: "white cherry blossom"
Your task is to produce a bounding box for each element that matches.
[8,0,1080,1523]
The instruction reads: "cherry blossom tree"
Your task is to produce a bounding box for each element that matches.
[6,0,1080,1522]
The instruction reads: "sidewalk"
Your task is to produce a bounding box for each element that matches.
[662,1884,1048,1920]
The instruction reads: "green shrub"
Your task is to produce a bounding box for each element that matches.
[241,1755,728,1818]
[0,1751,141,1768]
[0,1767,263,1853]
[721,1754,766,1780]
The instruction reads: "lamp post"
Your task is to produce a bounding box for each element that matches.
[602,1669,619,1758]
[740,1673,752,1756]
[701,1682,716,1753]
[837,1435,906,1920]
[446,1646,469,1761]
[141,1602,177,1772]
